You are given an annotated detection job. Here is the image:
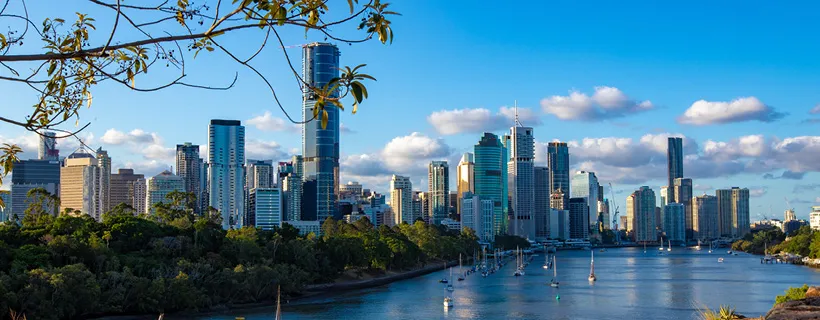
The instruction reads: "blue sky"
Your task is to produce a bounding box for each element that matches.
[1,1,819,219]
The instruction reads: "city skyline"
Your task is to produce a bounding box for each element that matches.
[2,2,820,220]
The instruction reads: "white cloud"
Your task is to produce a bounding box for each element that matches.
[142,144,174,161]
[540,86,653,121]
[702,135,767,161]
[678,97,785,125]
[245,139,290,161]
[0,133,39,159]
[428,106,541,135]
[246,111,300,132]
[382,132,451,169]
[101,129,159,145]
[122,160,170,177]
[749,187,767,197]
[810,104,820,114]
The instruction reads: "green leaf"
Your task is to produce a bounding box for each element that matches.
[321,110,328,129]
[350,82,363,103]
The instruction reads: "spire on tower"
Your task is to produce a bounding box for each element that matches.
[514,100,522,127]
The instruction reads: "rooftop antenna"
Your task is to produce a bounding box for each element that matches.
[513,100,522,127]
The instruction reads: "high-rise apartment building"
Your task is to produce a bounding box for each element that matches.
[667,137,683,202]
[474,133,508,235]
[302,42,341,222]
[660,186,669,208]
[547,142,570,209]
[456,153,474,218]
[674,178,693,241]
[811,206,820,231]
[630,186,657,243]
[110,169,146,214]
[10,159,60,220]
[428,161,450,225]
[96,148,111,214]
[208,119,245,229]
[693,194,719,240]
[250,187,281,230]
[60,151,100,218]
[246,160,274,190]
[568,197,588,239]
[277,159,302,221]
[784,209,796,222]
[507,126,535,239]
[571,171,599,235]
[146,170,185,213]
[550,188,567,211]
[389,175,413,226]
[176,142,202,213]
[599,199,610,231]
[716,189,733,237]
[461,192,495,244]
[663,203,685,245]
[534,166,551,241]
[730,187,750,238]
[38,131,59,160]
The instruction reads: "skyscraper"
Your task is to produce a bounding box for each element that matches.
[667,137,683,202]
[507,126,535,239]
[461,192,495,243]
[250,187,281,231]
[730,187,750,238]
[146,170,185,213]
[663,203,685,245]
[534,166,551,241]
[302,42,341,222]
[474,133,508,235]
[60,151,100,218]
[456,153,474,218]
[571,171,599,235]
[10,159,60,220]
[673,177,693,241]
[246,160,274,190]
[693,194,719,240]
[208,119,245,229]
[176,142,202,213]
[547,142,570,209]
[550,188,566,211]
[716,189,733,237]
[784,209,796,222]
[38,131,59,160]
[278,160,302,221]
[428,161,450,225]
[568,197,588,239]
[389,175,413,226]
[110,169,146,213]
[631,186,657,243]
[96,148,111,214]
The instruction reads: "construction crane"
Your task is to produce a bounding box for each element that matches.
[609,183,621,244]
[785,197,793,211]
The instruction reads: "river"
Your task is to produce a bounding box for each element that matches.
[189,247,820,319]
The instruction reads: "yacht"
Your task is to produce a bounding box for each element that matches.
[549,256,560,288]
[659,236,665,251]
[443,296,453,308]
[588,251,597,282]
[667,240,672,252]
[718,257,724,263]
[446,268,455,292]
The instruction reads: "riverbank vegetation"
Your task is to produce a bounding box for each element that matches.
[732,226,820,259]
[0,190,479,320]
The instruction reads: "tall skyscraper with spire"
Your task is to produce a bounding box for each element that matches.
[507,103,535,239]
[302,42,341,222]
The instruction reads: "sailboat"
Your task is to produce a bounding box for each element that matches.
[667,240,671,252]
[658,236,665,251]
[275,285,282,320]
[696,239,702,251]
[549,255,559,287]
[446,268,455,292]
[443,285,453,307]
[457,254,465,281]
[708,241,713,254]
[588,250,597,282]
[543,247,550,269]
[643,242,647,253]
[763,243,774,263]
[514,247,525,276]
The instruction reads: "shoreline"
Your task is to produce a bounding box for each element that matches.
[90,260,464,320]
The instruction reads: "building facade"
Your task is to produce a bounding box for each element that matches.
[60,152,100,218]
[730,187,750,238]
[389,175,413,226]
[456,153,475,219]
[428,161,450,225]
[461,192,495,243]
[507,126,535,239]
[250,187,282,230]
[692,194,719,240]
[302,42,341,222]
[571,171,599,234]
[534,166,551,241]
[208,119,245,229]
[674,178,693,241]
[146,170,185,213]
[811,206,820,231]
[663,203,686,244]
[716,189,733,237]
[10,159,60,220]
[110,169,146,214]
[547,142,570,209]
[667,137,683,202]
[568,197,588,240]
[550,209,570,240]
[632,186,657,243]
[278,159,303,221]
[474,133,508,235]
[176,142,203,213]
[38,131,59,160]
[96,148,111,214]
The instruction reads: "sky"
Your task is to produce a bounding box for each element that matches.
[1,1,819,220]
